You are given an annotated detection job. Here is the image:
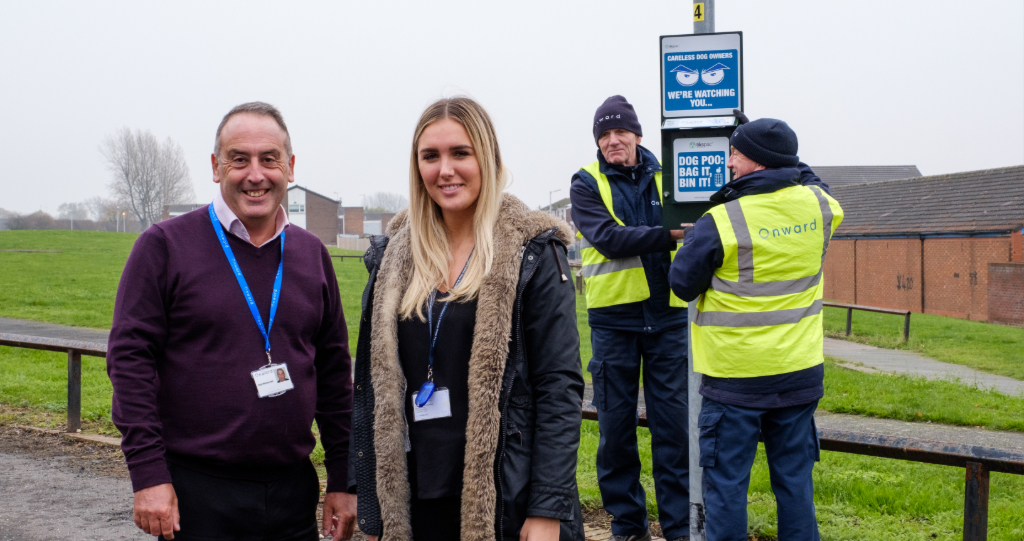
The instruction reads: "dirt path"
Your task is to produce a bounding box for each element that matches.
[0,427,138,540]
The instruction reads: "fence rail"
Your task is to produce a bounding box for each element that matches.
[823,301,912,341]
[0,333,106,433]
[582,401,1022,540]
[2,332,1019,539]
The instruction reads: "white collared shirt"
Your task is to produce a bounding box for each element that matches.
[212,190,290,247]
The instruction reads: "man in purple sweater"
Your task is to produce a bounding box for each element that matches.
[108,102,356,540]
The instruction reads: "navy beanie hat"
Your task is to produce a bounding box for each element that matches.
[729,118,799,168]
[593,95,642,143]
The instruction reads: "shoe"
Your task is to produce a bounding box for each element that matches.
[607,531,652,541]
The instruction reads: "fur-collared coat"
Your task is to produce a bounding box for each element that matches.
[349,194,586,541]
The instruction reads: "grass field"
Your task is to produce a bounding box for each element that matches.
[4,230,1024,539]
[576,423,1024,540]
[823,306,1024,381]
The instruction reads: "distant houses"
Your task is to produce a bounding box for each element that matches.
[822,165,1024,326]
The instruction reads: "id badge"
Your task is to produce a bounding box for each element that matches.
[411,387,451,421]
[251,363,295,398]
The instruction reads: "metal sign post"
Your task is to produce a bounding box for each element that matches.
[661,2,744,539]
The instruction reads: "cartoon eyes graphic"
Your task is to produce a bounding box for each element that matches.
[670,65,699,86]
[670,63,730,86]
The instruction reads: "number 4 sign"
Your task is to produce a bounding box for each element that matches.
[694,3,705,21]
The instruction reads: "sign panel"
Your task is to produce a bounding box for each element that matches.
[661,32,743,118]
[673,136,730,202]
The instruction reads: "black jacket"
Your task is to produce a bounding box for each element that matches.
[350,195,585,541]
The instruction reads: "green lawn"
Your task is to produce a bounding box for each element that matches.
[576,423,1024,540]
[0,230,136,328]
[824,306,1024,381]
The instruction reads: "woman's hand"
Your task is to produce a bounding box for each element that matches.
[519,516,560,541]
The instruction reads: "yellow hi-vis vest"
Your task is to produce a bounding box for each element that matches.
[576,161,687,309]
[691,185,844,378]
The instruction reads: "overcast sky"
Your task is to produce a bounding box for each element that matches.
[2,0,1022,215]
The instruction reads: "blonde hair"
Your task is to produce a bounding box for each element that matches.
[400,97,508,320]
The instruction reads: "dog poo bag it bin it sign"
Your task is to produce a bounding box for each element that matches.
[674,137,730,203]
[661,32,742,118]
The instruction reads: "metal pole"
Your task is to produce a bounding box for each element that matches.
[67,350,81,433]
[690,3,714,539]
[549,189,561,213]
[963,462,989,541]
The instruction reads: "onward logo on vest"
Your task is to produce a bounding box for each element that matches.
[663,49,739,112]
[759,219,818,239]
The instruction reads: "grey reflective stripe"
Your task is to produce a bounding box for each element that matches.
[579,236,594,250]
[724,200,755,282]
[695,299,823,327]
[711,271,822,297]
[581,256,643,278]
[808,186,834,261]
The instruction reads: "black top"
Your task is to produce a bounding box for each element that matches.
[398,295,477,499]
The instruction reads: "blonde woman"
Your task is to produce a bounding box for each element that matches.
[349,97,585,541]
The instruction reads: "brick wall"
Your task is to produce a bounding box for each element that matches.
[1012,230,1023,262]
[305,192,340,246]
[822,239,855,303]
[988,263,1024,326]
[857,239,924,312]
[341,207,363,236]
[823,236,1012,321]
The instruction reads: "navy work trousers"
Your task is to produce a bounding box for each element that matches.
[588,326,689,540]
[699,398,821,541]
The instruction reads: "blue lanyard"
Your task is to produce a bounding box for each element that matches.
[415,251,472,407]
[209,204,284,364]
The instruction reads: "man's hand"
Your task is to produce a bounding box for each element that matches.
[133,483,180,539]
[671,223,695,240]
[322,492,357,540]
[520,516,560,541]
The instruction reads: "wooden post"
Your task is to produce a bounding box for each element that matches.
[903,312,911,342]
[67,350,82,433]
[963,462,989,541]
[845,308,853,336]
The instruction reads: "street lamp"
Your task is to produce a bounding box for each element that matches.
[548,189,561,214]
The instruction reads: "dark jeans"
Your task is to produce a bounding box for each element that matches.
[699,398,821,541]
[588,326,690,540]
[165,459,320,541]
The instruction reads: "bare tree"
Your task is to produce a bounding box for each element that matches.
[101,128,196,230]
[83,196,119,223]
[363,192,409,213]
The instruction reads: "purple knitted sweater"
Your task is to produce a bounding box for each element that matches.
[107,206,352,493]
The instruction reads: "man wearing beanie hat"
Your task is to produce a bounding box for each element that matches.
[669,116,843,541]
[570,95,690,541]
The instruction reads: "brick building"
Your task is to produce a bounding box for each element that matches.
[285,185,339,246]
[822,165,1024,323]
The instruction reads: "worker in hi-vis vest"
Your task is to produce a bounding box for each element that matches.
[670,115,843,541]
[570,95,689,541]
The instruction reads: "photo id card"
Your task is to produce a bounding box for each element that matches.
[251,363,294,398]
[411,387,451,421]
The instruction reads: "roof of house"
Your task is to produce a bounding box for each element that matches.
[288,185,339,204]
[815,165,922,188]
[831,165,1024,237]
[541,197,571,212]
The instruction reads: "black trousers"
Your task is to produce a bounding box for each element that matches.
[410,496,461,541]
[164,459,320,541]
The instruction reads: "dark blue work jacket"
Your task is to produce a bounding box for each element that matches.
[570,145,686,334]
